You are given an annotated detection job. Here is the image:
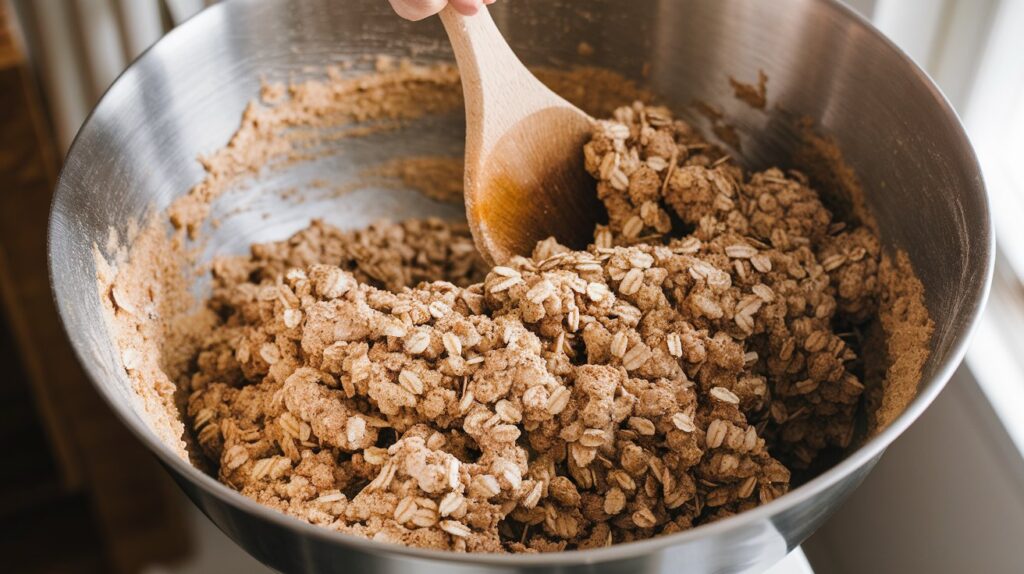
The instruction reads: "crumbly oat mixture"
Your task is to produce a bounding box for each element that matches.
[178,100,891,552]
[97,61,933,554]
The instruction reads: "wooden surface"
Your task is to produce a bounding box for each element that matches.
[0,302,114,572]
[440,4,603,264]
[0,1,190,571]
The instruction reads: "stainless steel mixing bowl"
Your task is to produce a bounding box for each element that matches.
[48,0,992,572]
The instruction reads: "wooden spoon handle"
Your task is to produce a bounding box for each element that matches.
[439,5,562,148]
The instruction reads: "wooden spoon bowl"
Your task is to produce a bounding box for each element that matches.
[440,6,605,264]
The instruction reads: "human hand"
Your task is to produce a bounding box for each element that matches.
[388,0,497,21]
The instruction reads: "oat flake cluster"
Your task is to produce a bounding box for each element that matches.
[185,103,882,552]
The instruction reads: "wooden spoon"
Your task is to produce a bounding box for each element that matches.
[439,5,604,265]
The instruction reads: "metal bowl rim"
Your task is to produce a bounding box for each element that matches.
[47,0,994,566]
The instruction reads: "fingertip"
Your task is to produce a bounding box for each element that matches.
[389,0,447,21]
[450,0,483,16]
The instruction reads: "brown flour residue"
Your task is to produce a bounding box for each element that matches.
[97,58,933,553]
[169,62,464,236]
[363,156,466,204]
[535,67,656,119]
[713,124,742,153]
[873,252,933,430]
[693,101,743,152]
[729,71,768,110]
[792,117,876,230]
[95,215,214,461]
